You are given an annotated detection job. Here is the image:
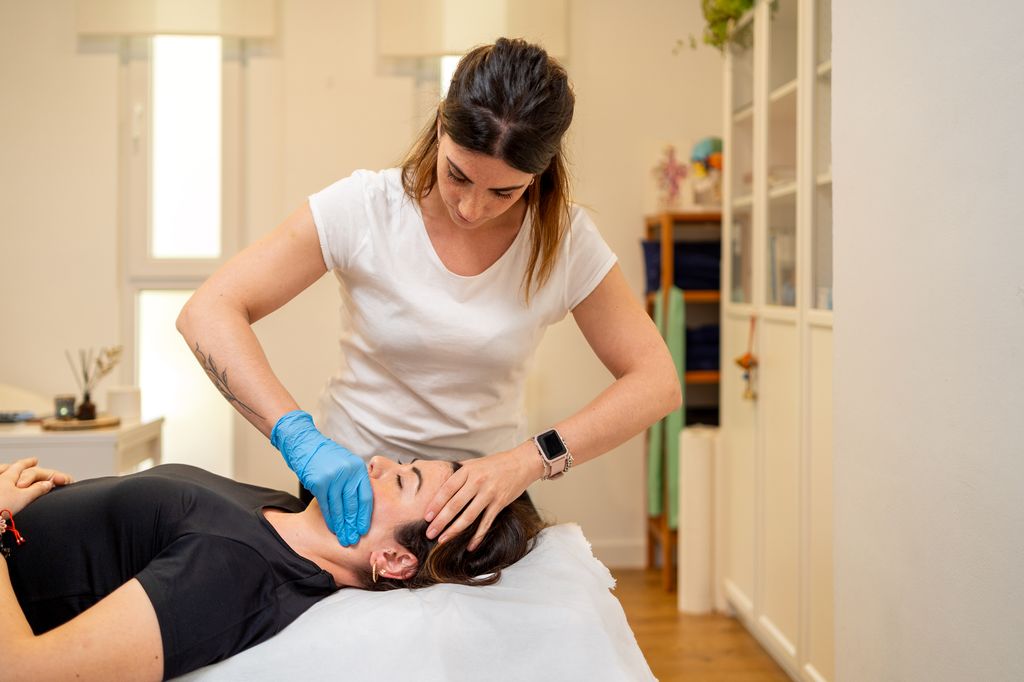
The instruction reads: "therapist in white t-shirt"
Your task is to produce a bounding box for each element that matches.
[176,38,681,553]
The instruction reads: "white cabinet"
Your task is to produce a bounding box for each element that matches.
[718,0,833,680]
[0,418,163,481]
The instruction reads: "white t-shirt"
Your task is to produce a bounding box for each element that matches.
[308,168,617,462]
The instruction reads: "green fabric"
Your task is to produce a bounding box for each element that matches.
[646,287,686,529]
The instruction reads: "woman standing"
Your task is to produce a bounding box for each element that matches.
[177,38,681,551]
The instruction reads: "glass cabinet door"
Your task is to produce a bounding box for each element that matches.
[731,205,753,303]
[767,194,797,306]
[812,0,833,310]
[766,0,798,307]
[768,0,798,191]
[729,15,755,304]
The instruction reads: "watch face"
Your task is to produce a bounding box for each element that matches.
[537,429,567,460]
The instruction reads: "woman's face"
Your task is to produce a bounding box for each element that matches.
[366,456,455,531]
[435,132,534,229]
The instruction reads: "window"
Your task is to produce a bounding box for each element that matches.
[138,290,232,474]
[121,35,242,476]
[150,36,222,259]
[440,55,460,96]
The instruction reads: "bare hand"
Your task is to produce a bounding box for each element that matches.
[0,458,73,515]
[423,446,542,551]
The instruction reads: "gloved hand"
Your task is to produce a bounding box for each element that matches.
[270,410,373,546]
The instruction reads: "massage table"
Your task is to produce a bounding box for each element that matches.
[178,524,656,681]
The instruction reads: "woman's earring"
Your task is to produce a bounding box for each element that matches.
[372,563,378,583]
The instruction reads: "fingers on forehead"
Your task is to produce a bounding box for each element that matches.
[444,466,469,489]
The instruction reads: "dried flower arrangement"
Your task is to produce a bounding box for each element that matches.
[653,145,688,209]
[64,346,123,419]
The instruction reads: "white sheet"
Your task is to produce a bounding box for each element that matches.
[177,523,655,681]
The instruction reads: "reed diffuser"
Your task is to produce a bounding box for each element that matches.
[64,346,123,420]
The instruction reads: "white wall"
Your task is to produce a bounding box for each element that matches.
[236,0,723,566]
[0,0,720,567]
[0,3,121,399]
[231,0,418,491]
[528,0,722,565]
[833,2,1024,679]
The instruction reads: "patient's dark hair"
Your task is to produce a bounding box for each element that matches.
[360,462,547,591]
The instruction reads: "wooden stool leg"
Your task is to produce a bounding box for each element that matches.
[660,521,674,592]
[646,520,656,569]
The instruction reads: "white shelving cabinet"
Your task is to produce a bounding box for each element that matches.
[718,0,833,680]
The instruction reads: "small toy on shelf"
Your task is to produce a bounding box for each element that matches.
[690,136,723,206]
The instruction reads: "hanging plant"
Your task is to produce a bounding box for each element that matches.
[675,0,776,54]
[700,0,756,51]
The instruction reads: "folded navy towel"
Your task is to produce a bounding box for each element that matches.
[686,324,720,370]
[687,325,721,343]
[642,241,721,294]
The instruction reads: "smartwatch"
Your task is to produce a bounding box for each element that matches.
[533,428,573,480]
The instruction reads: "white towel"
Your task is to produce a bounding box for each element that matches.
[177,523,655,682]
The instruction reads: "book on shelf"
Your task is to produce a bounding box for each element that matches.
[768,231,796,306]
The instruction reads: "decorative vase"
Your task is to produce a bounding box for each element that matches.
[76,392,96,421]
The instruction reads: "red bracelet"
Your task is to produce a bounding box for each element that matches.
[0,509,25,558]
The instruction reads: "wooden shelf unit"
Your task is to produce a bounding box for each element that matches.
[644,210,724,233]
[685,370,720,385]
[643,209,722,592]
[646,290,721,306]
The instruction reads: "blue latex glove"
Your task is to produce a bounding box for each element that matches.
[270,410,373,546]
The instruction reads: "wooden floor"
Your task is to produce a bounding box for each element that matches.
[612,569,790,682]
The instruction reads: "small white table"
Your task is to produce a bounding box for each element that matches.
[0,418,163,481]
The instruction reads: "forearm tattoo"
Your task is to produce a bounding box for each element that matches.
[193,342,265,419]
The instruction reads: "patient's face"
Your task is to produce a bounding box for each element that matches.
[366,456,455,533]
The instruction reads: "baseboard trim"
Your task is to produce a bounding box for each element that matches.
[758,615,797,659]
[724,578,753,616]
[803,663,829,682]
[726,609,801,681]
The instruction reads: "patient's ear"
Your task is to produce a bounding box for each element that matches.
[372,547,419,581]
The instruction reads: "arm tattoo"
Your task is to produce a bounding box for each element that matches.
[193,342,265,419]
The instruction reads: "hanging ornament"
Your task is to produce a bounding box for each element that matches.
[734,315,758,400]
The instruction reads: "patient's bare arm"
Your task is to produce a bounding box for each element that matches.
[0,563,163,681]
[0,460,163,680]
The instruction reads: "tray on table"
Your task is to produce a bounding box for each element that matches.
[41,415,121,431]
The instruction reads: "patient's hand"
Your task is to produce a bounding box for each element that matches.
[0,458,73,515]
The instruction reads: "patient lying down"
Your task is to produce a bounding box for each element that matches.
[0,457,544,681]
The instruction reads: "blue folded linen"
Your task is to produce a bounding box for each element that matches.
[641,241,721,293]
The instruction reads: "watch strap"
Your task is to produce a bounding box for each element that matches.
[545,451,570,479]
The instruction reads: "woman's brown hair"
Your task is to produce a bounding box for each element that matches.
[360,484,548,591]
[400,37,575,303]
